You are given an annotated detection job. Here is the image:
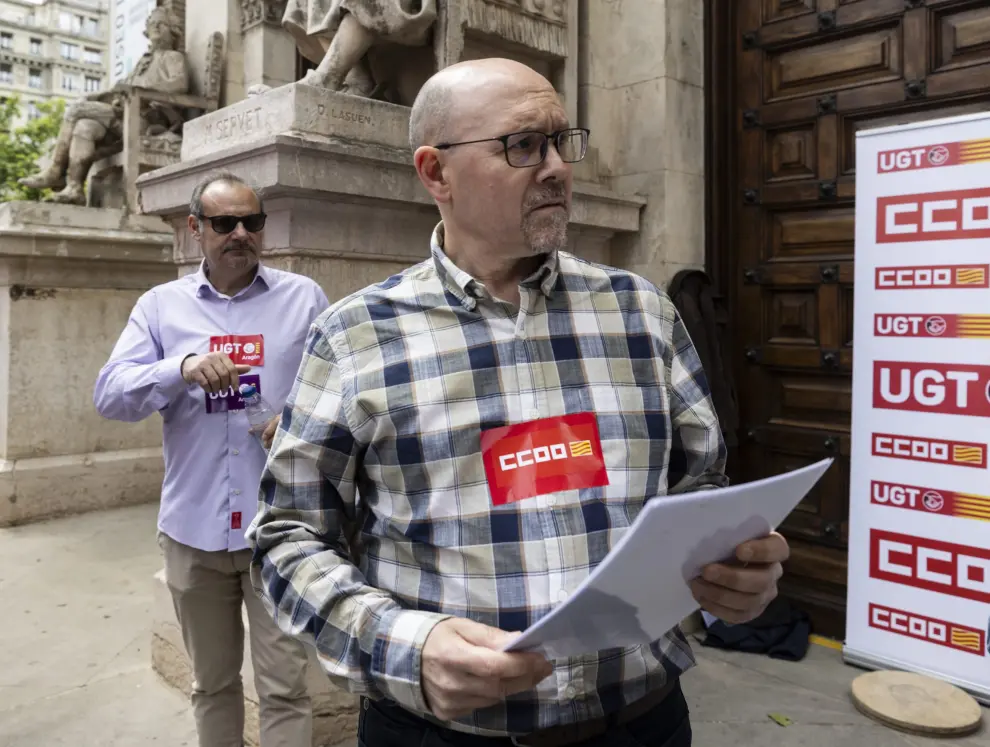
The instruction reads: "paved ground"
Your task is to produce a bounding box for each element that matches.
[0,503,986,746]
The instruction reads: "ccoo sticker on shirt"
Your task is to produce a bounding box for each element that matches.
[204,374,261,414]
[480,412,609,506]
[210,334,264,366]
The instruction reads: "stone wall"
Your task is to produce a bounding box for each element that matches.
[581,0,706,288]
[179,0,706,289]
[0,204,174,526]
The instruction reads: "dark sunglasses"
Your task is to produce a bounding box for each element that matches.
[197,212,267,234]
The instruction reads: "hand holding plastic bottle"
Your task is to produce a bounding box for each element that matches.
[181,352,250,394]
[238,383,279,449]
[259,416,279,448]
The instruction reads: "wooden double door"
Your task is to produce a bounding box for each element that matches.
[707,0,990,637]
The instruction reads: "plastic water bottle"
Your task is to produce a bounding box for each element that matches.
[239,382,277,444]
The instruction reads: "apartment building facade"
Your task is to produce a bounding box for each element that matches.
[0,0,109,125]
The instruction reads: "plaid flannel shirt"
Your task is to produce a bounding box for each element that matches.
[247,223,728,737]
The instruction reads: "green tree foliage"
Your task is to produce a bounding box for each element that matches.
[0,96,66,201]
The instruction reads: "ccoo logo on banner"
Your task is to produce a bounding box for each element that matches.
[845,112,990,700]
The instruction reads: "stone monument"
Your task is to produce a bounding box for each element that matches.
[285,0,438,104]
[137,1,707,745]
[0,203,174,528]
[19,5,225,213]
[0,0,229,528]
[20,6,190,206]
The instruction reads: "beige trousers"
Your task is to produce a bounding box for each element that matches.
[159,532,313,747]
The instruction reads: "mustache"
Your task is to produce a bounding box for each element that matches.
[524,183,568,212]
[223,239,256,253]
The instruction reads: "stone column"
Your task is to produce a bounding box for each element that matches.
[239,0,297,91]
[187,0,247,106]
[581,0,705,288]
[0,203,174,527]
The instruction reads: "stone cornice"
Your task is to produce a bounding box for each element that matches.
[239,0,287,32]
[136,133,644,236]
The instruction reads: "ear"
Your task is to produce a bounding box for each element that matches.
[187,214,202,241]
[413,146,451,204]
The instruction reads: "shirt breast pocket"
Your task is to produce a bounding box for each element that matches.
[586,383,671,504]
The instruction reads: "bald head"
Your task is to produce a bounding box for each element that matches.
[408,58,557,151]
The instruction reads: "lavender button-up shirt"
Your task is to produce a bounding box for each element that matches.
[94,261,329,552]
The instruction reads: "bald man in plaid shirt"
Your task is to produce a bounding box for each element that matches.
[247,58,790,747]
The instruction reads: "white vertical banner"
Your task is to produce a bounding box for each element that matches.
[109,0,158,85]
[844,111,990,705]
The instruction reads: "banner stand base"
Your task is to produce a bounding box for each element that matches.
[842,645,990,707]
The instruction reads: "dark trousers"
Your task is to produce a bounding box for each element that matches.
[358,680,691,747]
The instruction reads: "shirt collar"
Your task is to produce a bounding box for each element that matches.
[429,222,559,309]
[194,259,272,299]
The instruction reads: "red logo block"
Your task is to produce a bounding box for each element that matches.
[877,187,990,243]
[869,530,990,604]
[870,480,990,522]
[873,361,990,417]
[869,603,985,656]
[874,265,988,290]
[210,334,265,366]
[871,432,987,469]
[481,413,609,506]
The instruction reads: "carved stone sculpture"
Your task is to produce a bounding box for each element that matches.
[283,0,437,103]
[19,6,190,205]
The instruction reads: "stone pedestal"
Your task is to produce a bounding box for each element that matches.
[143,83,643,286]
[581,0,706,289]
[151,570,359,746]
[186,0,247,106]
[239,1,296,92]
[0,203,174,527]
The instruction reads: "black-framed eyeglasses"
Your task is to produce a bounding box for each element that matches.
[197,212,267,234]
[435,128,590,168]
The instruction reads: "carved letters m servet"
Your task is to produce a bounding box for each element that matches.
[206,106,265,141]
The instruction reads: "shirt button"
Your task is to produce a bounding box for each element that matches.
[231,449,240,456]
[563,685,576,699]
[557,589,569,603]
[526,409,540,420]
[233,489,242,495]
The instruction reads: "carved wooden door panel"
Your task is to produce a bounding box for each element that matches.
[731,0,990,637]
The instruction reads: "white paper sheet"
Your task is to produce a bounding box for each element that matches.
[501,459,834,659]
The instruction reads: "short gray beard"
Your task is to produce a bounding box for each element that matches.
[521,182,569,255]
[522,211,569,255]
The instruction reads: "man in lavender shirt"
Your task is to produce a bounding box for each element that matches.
[94,172,329,747]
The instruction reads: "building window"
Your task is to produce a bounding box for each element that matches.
[0,64,13,84]
[84,48,101,65]
[27,101,40,120]
[0,33,12,50]
[59,12,71,31]
[29,69,42,89]
[85,76,100,93]
[87,18,99,37]
[30,38,42,56]
[61,73,78,92]
[61,42,78,61]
